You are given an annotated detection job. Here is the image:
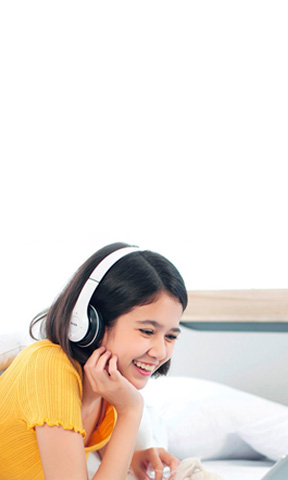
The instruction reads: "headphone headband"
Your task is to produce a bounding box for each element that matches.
[89,246,141,284]
[68,246,141,343]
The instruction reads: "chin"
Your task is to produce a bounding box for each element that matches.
[129,376,150,390]
[133,381,149,390]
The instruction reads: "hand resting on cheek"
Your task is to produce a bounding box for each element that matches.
[83,346,143,416]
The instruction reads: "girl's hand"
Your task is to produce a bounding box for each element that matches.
[131,448,180,480]
[83,347,143,415]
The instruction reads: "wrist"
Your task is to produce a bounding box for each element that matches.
[116,400,144,419]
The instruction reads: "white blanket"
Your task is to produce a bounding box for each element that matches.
[87,455,272,480]
[87,455,225,480]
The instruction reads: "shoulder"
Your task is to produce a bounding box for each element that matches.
[12,339,82,383]
[12,341,86,435]
[21,338,66,357]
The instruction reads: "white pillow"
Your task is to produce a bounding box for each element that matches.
[238,412,288,461]
[137,404,168,450]
[142,376,288,461]
[0,332,31,371]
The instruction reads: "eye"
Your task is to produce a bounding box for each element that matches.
[140,329,154,336]
[165,334,178,341]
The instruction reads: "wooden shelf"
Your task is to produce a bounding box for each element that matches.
[181,289,288,323]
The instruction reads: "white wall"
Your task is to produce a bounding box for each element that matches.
[1,1,287,345]
[170,326,288,406]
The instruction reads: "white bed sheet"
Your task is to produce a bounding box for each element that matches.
[202,460,274,480]
[87,455,274,480]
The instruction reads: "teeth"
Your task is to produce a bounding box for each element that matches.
[134,361,154,372]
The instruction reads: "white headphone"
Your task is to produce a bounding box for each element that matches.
[68,246,141,348]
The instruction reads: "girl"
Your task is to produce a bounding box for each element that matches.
[0,242,187,480]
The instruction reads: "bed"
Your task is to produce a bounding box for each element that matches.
[200,460,274,479]
[133,289,288,480]
[132,374,284,479]
[86,455,274,479]
[1,289,288,479]
[142,374,288,458]
[127,289,288,479]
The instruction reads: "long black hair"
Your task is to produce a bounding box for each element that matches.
[30,242,187,376]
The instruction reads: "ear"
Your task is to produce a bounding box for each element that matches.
[98,327,109,347]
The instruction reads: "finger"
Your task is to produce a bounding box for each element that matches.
[146,454,163,480]
[166,458,180,479]
[158,449,180,473]
[131,465,149,480]
[167,460,179,480]
[168,467,178,480]
[84,348,107,383]
[150,449,180,480]
[84,346,106,368]
[107,354,120,376]
[84,350,112,385]
[168,471,177,480]
[94,350,112,371]
[154,467,164,480]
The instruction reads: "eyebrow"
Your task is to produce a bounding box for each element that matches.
[136,320,181,334]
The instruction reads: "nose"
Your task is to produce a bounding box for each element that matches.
[148,335,167,361]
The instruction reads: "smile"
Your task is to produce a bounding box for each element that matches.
[133,361,155,373]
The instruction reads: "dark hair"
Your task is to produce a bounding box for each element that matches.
[30,242,187,376]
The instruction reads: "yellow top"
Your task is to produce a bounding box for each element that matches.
[0,339,117,480]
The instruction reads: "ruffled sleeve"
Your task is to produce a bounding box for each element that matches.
[17,340,86,438]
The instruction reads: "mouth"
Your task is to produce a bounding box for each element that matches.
[133,360,156,376]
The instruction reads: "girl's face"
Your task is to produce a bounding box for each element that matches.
[101,292,183,390]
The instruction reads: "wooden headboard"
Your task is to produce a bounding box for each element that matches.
[181,289,288,332]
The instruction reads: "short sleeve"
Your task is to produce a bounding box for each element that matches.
[17,341,86,438]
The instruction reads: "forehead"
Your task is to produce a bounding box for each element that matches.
[117,292,183,327]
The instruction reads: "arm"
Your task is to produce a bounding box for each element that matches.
[85,347,144,480]
[36,426,88,480]
[97,422,179,480]
[95,409,142,480]
[36,410,143,480]
[97,444,180,480]
[37,347,143,480]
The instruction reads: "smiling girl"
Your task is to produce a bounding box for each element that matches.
[0,242,187,480]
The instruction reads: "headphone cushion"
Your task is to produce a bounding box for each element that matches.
[76,305,104,348]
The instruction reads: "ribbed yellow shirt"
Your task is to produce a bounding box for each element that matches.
[0,340,117,480]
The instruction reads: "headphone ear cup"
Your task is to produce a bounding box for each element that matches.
[76,305,104,349]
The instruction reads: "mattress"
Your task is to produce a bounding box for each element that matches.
[87,455,273,480]
[202,460,273,480]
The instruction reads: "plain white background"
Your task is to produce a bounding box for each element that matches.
[0,1,287,334]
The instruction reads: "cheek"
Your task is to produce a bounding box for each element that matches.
[100,329,111,346]
[166,342,176,359]
[103,333,132,356]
